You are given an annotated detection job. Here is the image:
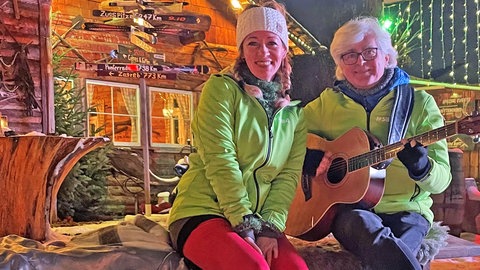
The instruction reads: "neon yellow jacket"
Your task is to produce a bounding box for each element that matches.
[304,77,451,224]
[168,73,307,231]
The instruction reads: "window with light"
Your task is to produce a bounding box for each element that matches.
[86,80,140,146]
[150,87,193,147]
[86,80,193,148]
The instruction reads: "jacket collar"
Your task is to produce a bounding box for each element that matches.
[333,67,410,112]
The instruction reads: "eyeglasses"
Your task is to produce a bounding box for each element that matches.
[340,48,378,65]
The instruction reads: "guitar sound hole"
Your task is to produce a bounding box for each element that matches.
[327,158,347,184]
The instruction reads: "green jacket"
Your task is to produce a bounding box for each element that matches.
[168,73,307,231]
[304,86,451,224]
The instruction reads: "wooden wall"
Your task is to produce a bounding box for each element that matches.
[0,0,239,136]
[51,0,238,92]
[425,89,480,180]
[0,0,52,134]
[465,148,480,180]
[48,0,241,216]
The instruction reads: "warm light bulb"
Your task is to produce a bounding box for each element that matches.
[231,0,242,10]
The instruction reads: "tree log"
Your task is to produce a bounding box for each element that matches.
[0,135,108,241]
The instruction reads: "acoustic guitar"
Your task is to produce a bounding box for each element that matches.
[285,115,480,241]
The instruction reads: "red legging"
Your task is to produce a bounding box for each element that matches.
[183,218,308,270]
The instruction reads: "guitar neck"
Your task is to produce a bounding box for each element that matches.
[349,122,457,171]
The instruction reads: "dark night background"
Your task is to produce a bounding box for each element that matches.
[279,0,480,87]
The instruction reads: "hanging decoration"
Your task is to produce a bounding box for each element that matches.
[384,0,479,85]
[440,0,446,69]
[450,0,456,83]
[419,0,425,77]
[463,0,469,82]
[427,1,433,78]
[381,2,420,68]
[0,21,40,116]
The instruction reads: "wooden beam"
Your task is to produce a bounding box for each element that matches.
[39,0,55,134]
[12,0,20,19]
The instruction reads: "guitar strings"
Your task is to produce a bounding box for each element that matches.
[324,123,458,174]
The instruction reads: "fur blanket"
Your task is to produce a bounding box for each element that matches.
[0,215,185,270]
[292,221,450,270]
[0,216,449,270]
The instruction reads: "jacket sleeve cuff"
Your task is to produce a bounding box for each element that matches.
[409,160,432,181]
[257,220,283,239]
[233,214,262,237]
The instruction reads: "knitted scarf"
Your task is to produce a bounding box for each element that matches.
[237,63,284,119]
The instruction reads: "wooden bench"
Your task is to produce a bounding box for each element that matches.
[0,135,108,241]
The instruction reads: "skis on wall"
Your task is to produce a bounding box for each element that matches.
[100,0,189,13]
[82,22,205,45]
[92,9,211,32]
[104,0,189,8]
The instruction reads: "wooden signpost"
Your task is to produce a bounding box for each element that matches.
[116,44,166,64]
[130,34,157,52]
[131,25,158,42]
[87,0,212,53]
[89,0,210,217]
[75,62,209,75]
[93,9,204,25]
[96,70,178,80]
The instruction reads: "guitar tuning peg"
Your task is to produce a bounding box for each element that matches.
[473,135,480,144]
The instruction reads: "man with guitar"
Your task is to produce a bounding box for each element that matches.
[299,17,452,270]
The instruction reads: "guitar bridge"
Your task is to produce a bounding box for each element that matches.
[301,174,312,201]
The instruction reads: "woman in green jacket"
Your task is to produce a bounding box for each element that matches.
[303,17,451,270]
[168,1,308,269]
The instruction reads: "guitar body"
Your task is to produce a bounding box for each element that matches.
[285,127,386,241]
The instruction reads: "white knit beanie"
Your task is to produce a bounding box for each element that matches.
[236,6,289,49]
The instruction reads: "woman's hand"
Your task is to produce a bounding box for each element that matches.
[256,236,278,266]
[243,236,262,255]
[316,151,333,176]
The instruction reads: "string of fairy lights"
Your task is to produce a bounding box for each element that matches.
[450,0,455,82]
[464,0,468,82]
[427,0,433,78]
[477,0,480,74]
[419,0,425,77]
[384,0,480,85]
[440,0,446,69]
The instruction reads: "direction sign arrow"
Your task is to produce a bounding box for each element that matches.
[76,62,209,74]
[116,44,166,64]
[130,34,156,53]
[131,26,157,44]
[97,70,177,80]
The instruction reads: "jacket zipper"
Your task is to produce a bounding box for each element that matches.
[366,109,371,131]
[410,183,421,201]
[252,106,279,213]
